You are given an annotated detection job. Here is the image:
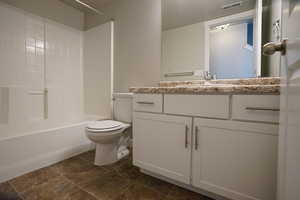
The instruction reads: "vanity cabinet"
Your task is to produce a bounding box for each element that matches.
[132,94,279,200]
[133,112,192,184]
[192,118,278,200]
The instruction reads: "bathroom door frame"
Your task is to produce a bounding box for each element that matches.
[204,9,260,77]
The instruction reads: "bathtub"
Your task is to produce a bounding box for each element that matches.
[0,121,93,183]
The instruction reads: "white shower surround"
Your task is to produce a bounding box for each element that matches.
[0,2,85,139]
[0,2,99,182]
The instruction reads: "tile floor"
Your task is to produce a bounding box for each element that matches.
[0,150,214,200]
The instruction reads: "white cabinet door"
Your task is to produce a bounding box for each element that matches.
[133,112,192,184]
[192,118,278,200]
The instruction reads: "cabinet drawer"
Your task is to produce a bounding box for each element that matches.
[133,94,163,113]
[232,95,280,123]
[164,95,230,119]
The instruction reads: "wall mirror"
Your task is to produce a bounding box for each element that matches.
[161,0,275,80]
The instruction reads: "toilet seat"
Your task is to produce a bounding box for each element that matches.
[86,120,126,132]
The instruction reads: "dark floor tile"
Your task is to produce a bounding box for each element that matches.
[141,175,175,196]
[132,171,153,185]
[68,166,110,186]
[0,182,22,200]
[81,171,131,200]
[53,156,109,186]
[111,158,173,196]
[77,151,96,164]
[115,155,133,169]
[21,176,97,200]
[114,157,142,181]
[68,189,98,200]
[103,156,131,172]
[168,185,213,200]
[9,166,60,193]
[118,166,142,182]
[53,157,95,174]
[6,152,214,200]
[126,169,175,197]
[114,183,166,200]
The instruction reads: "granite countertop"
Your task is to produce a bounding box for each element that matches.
[129,77,280,95]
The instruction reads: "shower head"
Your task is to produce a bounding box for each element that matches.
[74,0,104,15]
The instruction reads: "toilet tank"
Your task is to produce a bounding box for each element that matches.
[113,93,133,123]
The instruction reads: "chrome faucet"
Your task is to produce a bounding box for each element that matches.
[203,71,213,80]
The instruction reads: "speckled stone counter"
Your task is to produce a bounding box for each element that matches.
[158,77,280,87]
[129,77,280,95]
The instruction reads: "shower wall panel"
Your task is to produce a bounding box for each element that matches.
[0,2,84,139]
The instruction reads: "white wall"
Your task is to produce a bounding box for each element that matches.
[85,0,161,92]
[162,22,205,81]
[0,3,84,140]
[83,22,112,119]
[210,23,255,79]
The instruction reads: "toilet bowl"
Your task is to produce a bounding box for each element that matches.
[85,93,133,166]
[86,120,131,166]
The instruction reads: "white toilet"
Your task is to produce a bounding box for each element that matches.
[85,93,133,166]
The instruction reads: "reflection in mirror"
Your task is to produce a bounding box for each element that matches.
[208,12,255,79]
[161,0,275,80]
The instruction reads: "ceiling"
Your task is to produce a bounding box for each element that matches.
[163,0,256,30]
[60,0,256,30]
[59,0,115,14]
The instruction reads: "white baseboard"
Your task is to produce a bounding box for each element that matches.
[0,122,92,183]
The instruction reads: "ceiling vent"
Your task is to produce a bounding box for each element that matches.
[222,1,243,9]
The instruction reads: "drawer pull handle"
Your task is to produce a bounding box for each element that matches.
[245,107,280,112]
[185,125,188,148]
[136,101,155,105]
[195,126,199,150]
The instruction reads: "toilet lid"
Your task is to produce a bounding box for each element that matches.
[87,120,123,130]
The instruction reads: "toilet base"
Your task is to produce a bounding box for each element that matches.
[94,143,129,166]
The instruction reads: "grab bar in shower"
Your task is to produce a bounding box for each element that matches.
[44,88,48,119]
[28,90,46,95]
[164,71,194,77]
